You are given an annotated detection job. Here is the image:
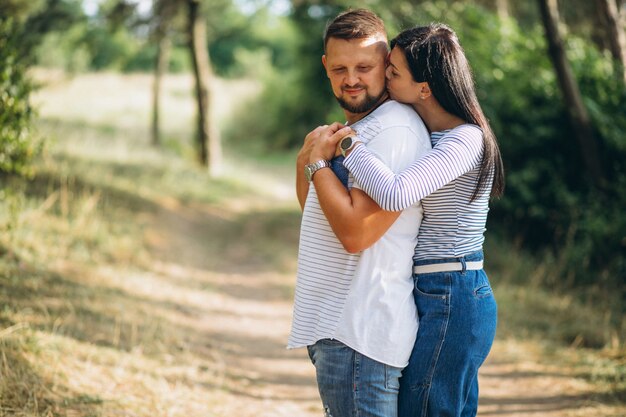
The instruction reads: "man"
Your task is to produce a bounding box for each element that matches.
[287,9,431,417]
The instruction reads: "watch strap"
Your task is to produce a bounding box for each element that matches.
[305,159,331,182]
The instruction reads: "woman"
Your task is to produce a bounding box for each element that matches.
[309,23,505,417]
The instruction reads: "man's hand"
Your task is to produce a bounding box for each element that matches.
[309,123,355,163]
[297,124,333,211]
[298,124,328,166]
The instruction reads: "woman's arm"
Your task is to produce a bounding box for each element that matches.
[343,124,484,211]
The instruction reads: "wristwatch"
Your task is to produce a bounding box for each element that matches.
[304,159,331,182]
[339,135,359,157]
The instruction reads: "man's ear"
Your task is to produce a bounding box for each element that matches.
[322,55,331,78]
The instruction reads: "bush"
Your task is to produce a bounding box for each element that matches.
[0,17,39,176]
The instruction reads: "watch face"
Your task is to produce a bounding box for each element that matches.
[340,136,353,151]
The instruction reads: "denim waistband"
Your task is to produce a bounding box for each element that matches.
[413,250,484,267]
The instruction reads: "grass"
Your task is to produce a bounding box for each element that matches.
[484,236,626,409]
[1,70,300,416]
[1,69,624,416]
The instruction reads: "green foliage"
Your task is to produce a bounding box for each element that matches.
[121,43,189,73]
[0,18,39,176]
[225,3,345,150]
[418,3,625,302]
[0,0,87,176]
[84,25,138,70]
[31,0,277,75]
[228,1,625,317]
[35,23,92,72]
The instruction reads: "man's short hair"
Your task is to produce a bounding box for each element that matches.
[323,9,387,51]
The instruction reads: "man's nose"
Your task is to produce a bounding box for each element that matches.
[345,70,359,86]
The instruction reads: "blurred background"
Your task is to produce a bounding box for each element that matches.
[0,0,624,416]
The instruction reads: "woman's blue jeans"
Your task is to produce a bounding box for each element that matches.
[398,251,497,417]
[308,339,403,417]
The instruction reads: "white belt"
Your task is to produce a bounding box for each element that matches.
[413,260,484,275]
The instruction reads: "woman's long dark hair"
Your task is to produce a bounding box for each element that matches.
[391,23,505,200]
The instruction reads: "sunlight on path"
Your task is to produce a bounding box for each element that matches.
[138,195,321,416]
[478,341,622,416]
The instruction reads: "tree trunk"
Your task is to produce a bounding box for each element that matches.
[537,0,605,187]
[186,0,221,174]
[152,31,170,146]
[496,0,510,20]
[596,0,626,83]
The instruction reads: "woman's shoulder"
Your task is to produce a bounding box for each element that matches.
[443,123,483,144]
[434,124,484,154]
[450,123,483,136]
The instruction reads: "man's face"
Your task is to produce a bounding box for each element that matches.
[322,36,388,116]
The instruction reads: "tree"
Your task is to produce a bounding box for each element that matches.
[186,0,221,174]
[537,0,605,188]
[108,0,223,173]
[151,0,177,146]
[596,0,626,83]
[496,0,510,20]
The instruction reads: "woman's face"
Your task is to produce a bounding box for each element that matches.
[386,46,421,105]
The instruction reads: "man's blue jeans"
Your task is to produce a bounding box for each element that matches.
[308,339,403,417]
[398,251,497,417]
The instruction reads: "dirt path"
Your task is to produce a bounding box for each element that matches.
[143,194,621,417]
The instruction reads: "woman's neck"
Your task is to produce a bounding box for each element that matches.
[413,99,465,133]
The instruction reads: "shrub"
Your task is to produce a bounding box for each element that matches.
[0,17,39,177]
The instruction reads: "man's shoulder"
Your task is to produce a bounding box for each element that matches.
[354,100,429,145]
[366,100,429,146]
[371,100,423,127]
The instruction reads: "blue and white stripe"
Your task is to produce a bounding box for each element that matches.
[344,124,492,260]
[287,115,380,348]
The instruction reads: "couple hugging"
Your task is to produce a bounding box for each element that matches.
[288,8,505,417]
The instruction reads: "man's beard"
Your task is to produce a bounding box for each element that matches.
[335,87,387,114]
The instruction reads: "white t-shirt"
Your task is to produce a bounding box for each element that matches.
[288,100,431,367]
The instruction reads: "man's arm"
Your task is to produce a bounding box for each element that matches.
[309,120,431,254]
[307,123,400,254]
[312,168,401,253]
[296,151,310,211]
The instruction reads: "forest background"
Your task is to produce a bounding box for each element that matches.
[0,0,625,416]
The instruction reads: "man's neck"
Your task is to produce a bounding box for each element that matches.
[345,93,390,125]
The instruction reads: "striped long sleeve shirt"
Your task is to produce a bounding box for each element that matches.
[288,101,431,366]
[343,124,492,261]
